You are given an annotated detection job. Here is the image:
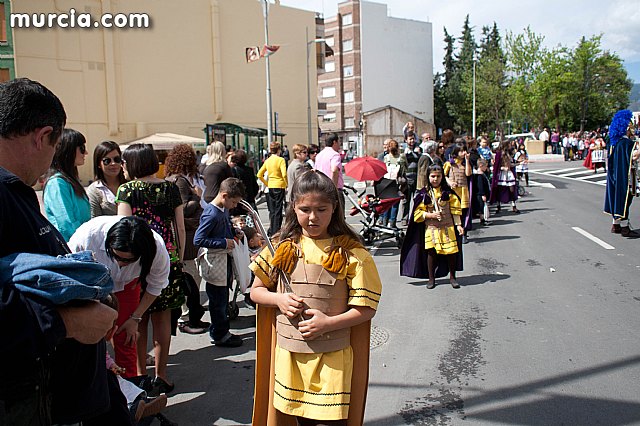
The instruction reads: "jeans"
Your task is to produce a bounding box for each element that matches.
[206,255,232,341]
[0,251,114,304]
[381,201,399,225]
[266,188,285,236]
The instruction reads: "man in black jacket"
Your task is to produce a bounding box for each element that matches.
[0,78,117,425]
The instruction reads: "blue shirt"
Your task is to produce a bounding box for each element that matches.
[43,173,91,241]
[194,203,233,249]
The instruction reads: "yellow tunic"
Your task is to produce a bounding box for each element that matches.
[443,160,470,208]
[249,235,382,421]
[414,187,461,255]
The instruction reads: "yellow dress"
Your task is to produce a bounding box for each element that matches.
[443,160,470,208]
[250,235,382,421]
[414,187,461,255]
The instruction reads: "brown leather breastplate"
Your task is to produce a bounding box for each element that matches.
[426,197,454,228]
[276,260,350,353]
[448,163,467,188]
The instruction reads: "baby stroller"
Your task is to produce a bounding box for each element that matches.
[343,178,406,248]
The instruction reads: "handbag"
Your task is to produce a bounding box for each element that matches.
[195,247,230,286]
[483,202,490,220]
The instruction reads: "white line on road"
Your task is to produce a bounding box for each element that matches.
[543,167,582,174]
[572,227,615,250]
[528,180,556,188]
[556,169,596,177]
[531,170,607,187]
[575,173,607,180]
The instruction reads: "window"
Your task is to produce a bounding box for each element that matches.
[322,87,336,98]
[345,117,355,128]
[342,13,352,26]
[344,91,354,102]
[323,112,337,123]
[324,61,335,73]
[325,36,334,47]
[343,65,354,77]
[342,39,353,52]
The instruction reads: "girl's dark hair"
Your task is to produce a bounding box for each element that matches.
[105,216,157,289]
[449,143,466,160]
[441,129,455,146]
[93,141,126,185]
[232,149,248,166]
[46,128,87,198]
[426,163,454,194]
[277,169,361,243]
[122,143,159,179]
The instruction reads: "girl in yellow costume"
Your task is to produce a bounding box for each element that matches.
[443,143,471,243]
[415,163,464,289]
[250,170,382,426]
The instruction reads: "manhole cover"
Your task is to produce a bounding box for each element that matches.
[370,325,389,350]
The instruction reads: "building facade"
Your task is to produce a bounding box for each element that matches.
[317,0,433,154]
[0,0,15,81]
[11,0,318,182]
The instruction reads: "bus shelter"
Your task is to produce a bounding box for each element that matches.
[204,122,285,169]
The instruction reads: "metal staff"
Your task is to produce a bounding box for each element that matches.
[240,200,294,293]
[429,188,442,221]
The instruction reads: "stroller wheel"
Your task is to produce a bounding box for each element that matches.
[517,185,525,196]
[396,231,405,249]
[362,230,375,245]
[227,301,239,320]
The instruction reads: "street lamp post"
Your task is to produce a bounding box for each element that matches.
[261,0,273,144]
[306,27,325,146]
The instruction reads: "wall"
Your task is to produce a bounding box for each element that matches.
[363,105,434,156]
[359,1,433,124]
[12,0,317,182]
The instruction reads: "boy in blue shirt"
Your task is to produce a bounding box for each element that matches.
[194,178,246,347]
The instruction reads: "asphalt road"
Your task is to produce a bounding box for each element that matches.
[159,161,640,425]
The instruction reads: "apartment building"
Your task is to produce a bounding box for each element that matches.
[317,0,434,154]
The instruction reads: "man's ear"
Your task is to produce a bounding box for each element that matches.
[33,126,54,150]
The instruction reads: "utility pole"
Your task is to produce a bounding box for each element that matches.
[261,0,273,144]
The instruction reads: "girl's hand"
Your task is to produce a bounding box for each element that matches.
[115,318,140,347]
[110,363,126,375]
[457,225,465,235]
[482,195,487,202]
[433,211,442,221]
[277,293,305,318]
[298,309,330,340]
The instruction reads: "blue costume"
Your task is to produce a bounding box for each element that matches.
[604,110,636,221]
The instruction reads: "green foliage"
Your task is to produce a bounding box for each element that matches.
[433,19,633,136]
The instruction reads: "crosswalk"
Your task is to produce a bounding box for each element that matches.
[531,166,608,187]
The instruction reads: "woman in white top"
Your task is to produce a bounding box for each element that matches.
[69,215,170,379]
[86,141,127,217]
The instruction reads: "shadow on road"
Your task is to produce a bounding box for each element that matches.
[365,354,640,425]
[470,235,520,244]
[459,273,510,287]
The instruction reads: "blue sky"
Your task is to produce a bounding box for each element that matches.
[279,0,640,83]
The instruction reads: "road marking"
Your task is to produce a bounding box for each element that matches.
[576,173,607,180]
[531,170,607,187]
[557,169,595,177]
[544,167,582,174]
[572,227,615,250]
[528,180,556,189]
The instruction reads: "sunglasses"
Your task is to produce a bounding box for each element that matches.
[110,250,139,264]
[78,145,87,154]
[102,156,123,166]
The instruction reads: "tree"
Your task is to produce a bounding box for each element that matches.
[434,27,456,131]
[446,15,476,133]
[475,23,508,136]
